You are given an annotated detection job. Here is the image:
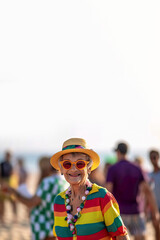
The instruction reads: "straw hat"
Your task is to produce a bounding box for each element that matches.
[50,138,100,171]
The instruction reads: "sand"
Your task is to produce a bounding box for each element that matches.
[0,173,156,240]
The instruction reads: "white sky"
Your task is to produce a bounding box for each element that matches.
[0,0,160,154]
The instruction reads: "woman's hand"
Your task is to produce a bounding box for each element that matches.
[116,235,130,240]
[0,182,10,194]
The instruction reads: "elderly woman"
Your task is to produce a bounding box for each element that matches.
[50,138,130,240]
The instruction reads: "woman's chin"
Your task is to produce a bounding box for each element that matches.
[66,175,82,185]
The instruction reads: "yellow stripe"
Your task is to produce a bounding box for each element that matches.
[104,202,120,225]
[76,211,103,224]
[59,190,66,199]
[53,225,57,237]
[55,216,68,227]
[102,197,117,215]
[89,183,101,194]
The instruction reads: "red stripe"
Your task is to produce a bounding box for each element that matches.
[57,237,73,240]
[100,192,116,211]
[54,203,66,212]
[77,228,109,240]
[85,198,100,208]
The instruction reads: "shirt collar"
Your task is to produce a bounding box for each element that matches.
[59,183,99,199]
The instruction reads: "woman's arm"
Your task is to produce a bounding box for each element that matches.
[4,186,41,208]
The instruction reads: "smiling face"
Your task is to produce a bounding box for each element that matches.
[60,153,91,186]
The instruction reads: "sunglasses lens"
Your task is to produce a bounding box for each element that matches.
[63,161,71,169]
[76,160,86,169]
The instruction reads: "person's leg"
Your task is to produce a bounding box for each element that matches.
[9,197,17,222]
[152,217,160,240]
[0,199,4,223]
[134,234,145,240]
[122,214,146,240]
[132,214,146,240]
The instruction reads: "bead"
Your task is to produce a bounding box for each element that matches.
[80,203,84,208]
[85,190,89,195]
[67,214,73,220]
[70,225,74,231]
[82,196,86,201]
[65,183,93,235]
[66,205,71,210]
[77,207,81,212]
[67,219,71,224]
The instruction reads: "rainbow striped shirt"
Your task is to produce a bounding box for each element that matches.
[53,184,127,240]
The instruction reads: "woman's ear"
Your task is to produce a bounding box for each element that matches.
[88,168,91,175]
[60,168,64,175]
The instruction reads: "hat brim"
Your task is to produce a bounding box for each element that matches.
[50,148,100,171]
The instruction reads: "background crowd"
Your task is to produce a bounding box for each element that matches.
[0,140,160,240]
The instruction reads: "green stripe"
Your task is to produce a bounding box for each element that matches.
[55,226,73,237]
[87,188,107,200]
[62,145,85,150]
[54,195,65,205]
[107,216,122,233]
[76,222,105,235]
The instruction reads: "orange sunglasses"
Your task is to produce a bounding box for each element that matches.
[60,160,89,170]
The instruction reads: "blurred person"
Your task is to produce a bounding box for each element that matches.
[1,156,66,240]
[134,156,150,215]
[134,156,150,181]
[148,149,160,240]
[106,142,159,240]
[16,157,32,198]
[0,150,17,223]
[51,138,130,240]
[88,166,105,186]
[104,155,117,181]
[149,150,160,211]
[36,156,56,189]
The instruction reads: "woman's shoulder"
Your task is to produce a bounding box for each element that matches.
[90,183,108,197]
[91,183,115,200]
[54,189,66,203]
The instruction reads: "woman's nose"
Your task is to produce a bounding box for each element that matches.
[71,163,76,170]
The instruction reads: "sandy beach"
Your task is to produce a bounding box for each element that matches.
[0,205,155,240]
[0,173,156,240]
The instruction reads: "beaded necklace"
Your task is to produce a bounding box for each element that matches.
[65,181,92,236]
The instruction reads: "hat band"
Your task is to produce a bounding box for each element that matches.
[62,145,86,150]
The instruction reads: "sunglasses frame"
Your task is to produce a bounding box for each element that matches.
[60,159,89,170]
